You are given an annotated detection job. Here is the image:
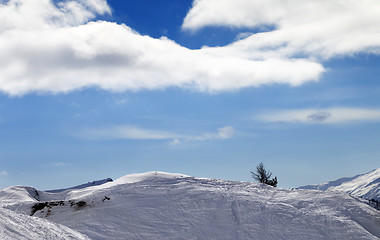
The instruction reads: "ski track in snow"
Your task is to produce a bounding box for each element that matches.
[1,171,380,240]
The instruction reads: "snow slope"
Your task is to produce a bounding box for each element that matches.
[2,171,380,240]
[0,207,89,240]
[0,186,40,205]
[0,186,90,239]
[299,168,380,201]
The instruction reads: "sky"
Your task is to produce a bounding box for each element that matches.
[0,0,380,190]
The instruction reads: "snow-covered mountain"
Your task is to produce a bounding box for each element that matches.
[46,178,113,193]
[2,171,380,240]
[299,168,380,201]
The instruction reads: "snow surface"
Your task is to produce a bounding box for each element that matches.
[0,207,89,240]
[0,186,89,239]
[2,171,380,240]
[299,168,380,201]
[0,186,39,205]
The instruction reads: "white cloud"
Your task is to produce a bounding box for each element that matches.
[183,0,380,59]
[76,125,234,144]
[217,126,234,139]
[255,108,380,124]
[77,125,181,140]
[0,0,110,31]
[0,170,8,176]
[113,98,128,105]
[0,0,324,96]
[187,125,235,143]
[53,161,70,167]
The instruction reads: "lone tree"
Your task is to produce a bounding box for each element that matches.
[251,162,278,187]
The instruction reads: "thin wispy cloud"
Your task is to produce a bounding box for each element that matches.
[75,125,234,144]
[255,108,380,124]
[77,126,182,141]
[113,98,128,105]
[0,0,324,96]
[0,170,8,176]
[53,162,70,167]
[171,126,235,145]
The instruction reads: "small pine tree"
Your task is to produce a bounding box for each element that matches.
[251,162,272,183]
[267,176,278,187]
[251,162,278,187]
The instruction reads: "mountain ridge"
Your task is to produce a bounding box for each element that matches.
[298,168,380,201]
[2,171,380,240]
[46,178,113,193]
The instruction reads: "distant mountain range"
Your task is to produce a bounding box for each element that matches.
[46,178,113,193]
[1,171,380,239]
[298,168,380,201]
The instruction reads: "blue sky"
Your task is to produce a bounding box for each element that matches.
[0,0,380,189]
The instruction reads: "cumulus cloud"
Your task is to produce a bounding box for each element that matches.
[255,108,380,124]
[0,0,110,31]
[0,0,324,96]
[183,0,380,59]
[75,125,234,144]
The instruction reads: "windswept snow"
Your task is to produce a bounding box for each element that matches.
[2,171,380,240]
[299,168,380,201]
[0,186,89,239]
[0,186,40,205]
[0,208,89,240]
[109,171,190,185]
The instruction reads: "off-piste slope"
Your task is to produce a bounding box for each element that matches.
[0,207,89,240]
[299,168,380,201]
[2,171,380,240]
[0,186,89,239]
